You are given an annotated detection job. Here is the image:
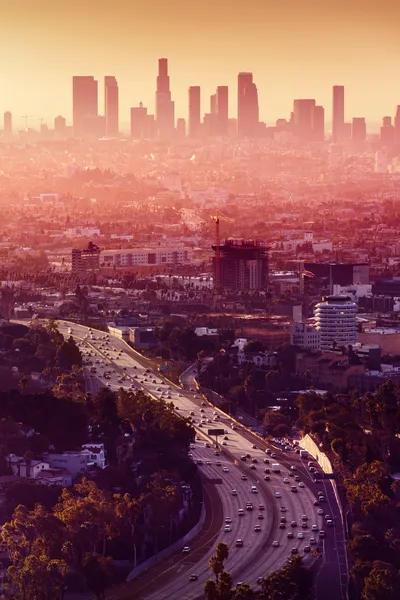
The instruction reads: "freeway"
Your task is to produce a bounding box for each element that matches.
[57,322,341,599]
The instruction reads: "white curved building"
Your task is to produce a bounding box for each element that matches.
[314,295,357,350]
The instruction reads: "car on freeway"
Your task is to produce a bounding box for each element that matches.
[222,466,229,473]
[310,537,317,545]
[297,533,304,539]
[189,574,198,581]
[254,524,261,532]
[299,482,305,488]
[206,460,212,465]
[291,548,299,554]
[231,489,238,496]
[327,520,334,527]
[264,458,270,464]
[271,453,277,458]
[287,531,294,539]
[291,521,297,527]
[280,506,287,512]
[301,522,308,529]
[294,475,300,481]
[259,504,265,510]
[241,475,248,481]
[279,523,286,529]
[319,531,326,538]
[265,448,272,455]
[302,515,308,521]
[275,491,281,497]
[250,464,256,470]
[251,444,257,449]
[313,500,320,506]
[317,508,324,515]
[264,468,270,474]
[311,525,319,531]
[304,545,311,553]
[216,461,222,467]
[258,514,264,520]
[224,526,232,532]
[246,503,253,511]
[182,546,190,553]
[235,539,243,547]
[225,517,232,523]
[238,509,245,516]
[251,486,258,493]
[264,475,270,481]
[272,541,279,547]
[283,478,290,484]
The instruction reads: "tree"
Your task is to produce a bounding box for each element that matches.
[82,553,114,600]
[362,562,400,600]
[56,336,82,370]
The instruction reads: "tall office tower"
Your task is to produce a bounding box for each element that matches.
[72,242,100,275]
[352,117,367,143]
[210,94,217,115]
[332,85,345,142]
[217,86,229,136]
[381,116,394,147]
[293,99,316,142]
[3,112,12,139]
[73,76,98,137]
[188,86,201,137]
[395,106,400,146]
[176,118,186,138]
[314,295,357,350]
[313,105,325,141]
[237,73,259,137]
[155,58,175,139]
[104,76,119,137]
[130,103,148,139]
[54,115,66,138]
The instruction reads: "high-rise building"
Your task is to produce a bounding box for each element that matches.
[332,85,345,142]
[381,116,394,147]
[212,239,268,291]
[394,106,400,146]
[352,117,367,144]
[155,58,175,139]
[293,99,315,142]
[176,118,186,138]
[54,115,66,138]
[217,86,229,136]
[3,112,12,139]
[210,94,217,115]
[104,76,119,137]
[188,86,201,137]
[72,76,98,137]
[237,73,259,137]
[313,105,325,142]
[130,103,149,139]
[72,242,100,275]
[314,295,357,350]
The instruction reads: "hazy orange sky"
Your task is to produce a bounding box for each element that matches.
[1,0,399,130]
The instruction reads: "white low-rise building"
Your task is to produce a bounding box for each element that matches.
[291,322,321,350]
[100,247,192,268]
[82,443,107,469]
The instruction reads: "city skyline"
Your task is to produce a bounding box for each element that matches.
[1,0,399,128]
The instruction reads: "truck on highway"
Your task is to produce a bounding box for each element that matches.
[299,450,308,458]
[271,463,281,473]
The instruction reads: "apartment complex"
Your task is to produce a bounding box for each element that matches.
[71,241,100,274]
[100,247,192,269]
[314,295,357,350]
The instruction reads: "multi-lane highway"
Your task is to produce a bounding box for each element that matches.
[56,322,345,600]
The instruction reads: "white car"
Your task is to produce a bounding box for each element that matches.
[275,491,281,498]
[223,467,229,473]
[299,482,305,488]
[182,546,190,553]
[272,541,279,547]
[283,478,290,484]
[297,532,304,539]
[224,525,232,532]
[251,486,258,494]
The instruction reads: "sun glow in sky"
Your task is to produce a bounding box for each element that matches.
[1,0,399,129]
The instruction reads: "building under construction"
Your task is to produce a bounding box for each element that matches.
[212,239,269,291]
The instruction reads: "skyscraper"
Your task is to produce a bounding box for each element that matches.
[237,73,259,137]
[293,99,315,142]
[104,76,119,137]
[3,112,12,139]
[210,94,217,115]
[351,118,367,144]
[217,86,229,136]
[155,58,175,139]
[313,105,325,142]
[394,106,400,146]
[73,76,98,137]
[188,86,201,137]
[332,85,345,142]
[381,116,394,147]
[54,115,66,138]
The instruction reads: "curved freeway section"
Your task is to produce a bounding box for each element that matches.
[55,322,344,600]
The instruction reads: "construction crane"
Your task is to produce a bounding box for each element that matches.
[210,210,235,291]
[21,115,42,129]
